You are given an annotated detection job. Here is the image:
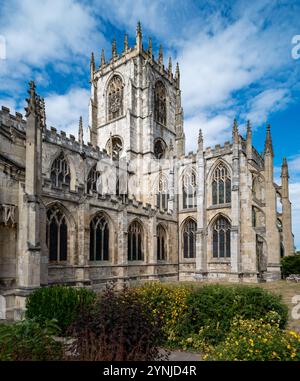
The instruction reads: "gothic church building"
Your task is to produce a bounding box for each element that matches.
[0,24,294,319]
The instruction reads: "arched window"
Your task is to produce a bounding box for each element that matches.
[212,216,231,258]
[87,165,101,194]
[154,139,165,159]
[156,173,169,210]
[106,136,123,161]
[107,75,124,121]
[50,152,70,189]
[212,163,231,205]
[154,81,166,125]
[183,169,197,209]
[89,214,109,261]
[46,206,68,262]
[157,224,167,261]
[128,221,143,261]
[183,219,197,258]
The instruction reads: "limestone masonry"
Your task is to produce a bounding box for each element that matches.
[0,23,294,319]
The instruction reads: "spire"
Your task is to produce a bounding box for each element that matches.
[112,38,117,58]
[124,33,128,52]
[232,118,239,144]
[101,48,105,68]
[136,21,142,51]
[90,52,95,82]
[168,57,172,79]
[246,120,252,158]
[264,124,274,157]
[25,80,37,117]
[78,116,83,146]
[148,37,153,58]
[158,45,163,66]
[281,157,289,178]
[175,62,180,87]
[198,128,203,152]
[41,97,46,130]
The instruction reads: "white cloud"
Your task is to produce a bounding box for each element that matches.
[245,89,291,125]
[45,88,90,141]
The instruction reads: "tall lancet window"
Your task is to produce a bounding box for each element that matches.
[50,152,71,189]
[107,75,124,121]
[87,165,101,194]
[89,214,109,261]
[156,173,169,210]
[212,163,231,205]
[183,219,197,259]
[128,221,143,261]
[157,224,167,261]
[154,81,166,125]
[183,169,197,209]
[212,216,231,258]
[46,206,68,262]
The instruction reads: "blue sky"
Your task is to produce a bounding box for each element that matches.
[0,0,299,248]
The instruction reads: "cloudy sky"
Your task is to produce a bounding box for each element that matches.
[0,0,299,248]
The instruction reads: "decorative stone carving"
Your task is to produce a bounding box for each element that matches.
[0,204,17,226]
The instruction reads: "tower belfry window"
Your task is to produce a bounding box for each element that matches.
[154,81,166,125]
[107,75,124,121]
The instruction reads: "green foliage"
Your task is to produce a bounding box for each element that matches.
[0,319,63,361]
[204,313,300,361]
[134,282,190,346]
[134,283,288,348]
[180,284,288,345]
[281,253,300,278]
[25,285,96,334]
[67,285,166,361]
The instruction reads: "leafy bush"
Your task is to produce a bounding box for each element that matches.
[66,285,166,361]
[204,313,300,361]
[281,253,300,278]
[135,282,190,346]
[26,286,96,334]
[180,284,288,345]
[0,319,63,361]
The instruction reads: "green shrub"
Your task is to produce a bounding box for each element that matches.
[0,319,63,361]
[134,282,190,346]
[67,285,166,361]
[180,284,288,345]
[281,253,300,278]
[26,286,96,334]
[204,313,300,361]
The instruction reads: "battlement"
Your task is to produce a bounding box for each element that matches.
[0,106,26,132]
[44,126,108,161]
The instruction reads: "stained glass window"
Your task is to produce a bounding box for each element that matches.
[183,219,197,258]
[108,75,124,121]
[183,169,197,209]
[87,165,101,194]
[212,163,231,205]
[89,214,109,261]
[157,224,166,260]
[154,81,166,125]
[51,152,70,189]
[212,217,231,258]
[46,206,68,262]
[128,221,143,261]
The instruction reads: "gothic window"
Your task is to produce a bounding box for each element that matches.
[87,165,101,194]
[89,214,109,261]
[183,219,197,259]
[212,163,231,205]
[128,221,143,261]
[212,216,231,258]
[50,152,71,189]
[154,81,166,125]
[156,173,169,210]
[157,224,167,261]
[107,75,124,121]
[154,139,165,159]
[106,136,123,161]
[183,169,197,209]
[46,206,68,262]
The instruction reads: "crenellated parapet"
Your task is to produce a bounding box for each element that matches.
[91,22,179,89]
[0,106,26,132]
